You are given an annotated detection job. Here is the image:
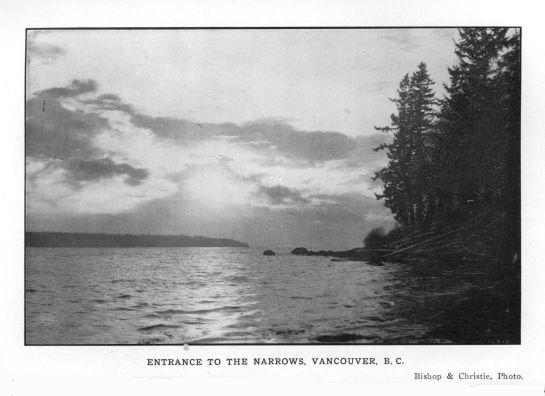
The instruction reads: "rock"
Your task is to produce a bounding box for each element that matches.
[291,247,308,255]
[263,249,276,256]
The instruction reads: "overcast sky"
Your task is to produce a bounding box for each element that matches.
[26,29,459,249]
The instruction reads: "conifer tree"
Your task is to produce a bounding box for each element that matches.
[435,28,510,215]
[498,29,521,257]
[372,28,520,251]
[374,62,437,227]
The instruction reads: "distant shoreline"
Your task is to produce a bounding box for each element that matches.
[25,232,249,248]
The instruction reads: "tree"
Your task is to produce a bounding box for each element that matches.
[363,227,387,249]
[497,29,521,258]
[370,28,520,261]
[435,28,510,216]
[373,62,438,227]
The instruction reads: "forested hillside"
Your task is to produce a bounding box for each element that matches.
[25,232,249,248]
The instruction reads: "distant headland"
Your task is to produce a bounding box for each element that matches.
[25,232,249,248]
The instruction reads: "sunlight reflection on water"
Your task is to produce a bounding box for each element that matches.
[25,247,501,344]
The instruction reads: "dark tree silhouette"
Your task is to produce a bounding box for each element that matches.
[371,28,520,259]
[435,28,511,216]
[373,62,438,227]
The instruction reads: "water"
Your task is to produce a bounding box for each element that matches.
[25,247,519,344]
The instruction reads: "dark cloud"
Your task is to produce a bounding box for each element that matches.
[26,80,139,163]
[131,113,238,142]
[132,115,359,164]
[290,192,394,238]
[63,158,149,186]
[256,185,310,206]
[26,80,150,187]
[83,93,136,115]
[234,121,354,163]
[28,41,66,63]
[97,93,121,101]
[26,91,108,160]
[37,79,98,99]
[236,194,394,249]
[29,80,389,170]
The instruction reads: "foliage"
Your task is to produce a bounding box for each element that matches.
[373,28,520,254]
[373,62,438,226]
[363,227,387,250]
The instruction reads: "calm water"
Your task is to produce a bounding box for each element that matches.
[25,247,519,344]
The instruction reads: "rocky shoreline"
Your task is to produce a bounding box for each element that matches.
[291,209,519,267]
[290,247,388,263]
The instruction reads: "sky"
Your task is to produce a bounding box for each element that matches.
[26,28,459,249]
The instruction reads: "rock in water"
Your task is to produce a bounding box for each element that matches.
[263,249,276,256]
[291,247,308,255]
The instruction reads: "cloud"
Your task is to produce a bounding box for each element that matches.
[131,113,389,169]
[97,93,121,101]
[25,188,395,249]
[131,113,236,142]
[25,80,171,215]
[38,79,98,99]
[243,192,395,248]
[83,93,136,115]
[234,121,355,163]
[28,41,66,64]
[26,79,393,245]
[26,89,108,160]
[63,158,149,186]
[345,133,392,168]
[130,114,354,164]
[26,159,177,216]
[379,31,419,52]
[256,185,310,206]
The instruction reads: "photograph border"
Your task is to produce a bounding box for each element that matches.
[24,25,522,347]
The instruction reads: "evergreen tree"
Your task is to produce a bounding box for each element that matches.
[374,62,437,227]
[435,28,510,216]
[498,29,521,257]
[370,28,520,260]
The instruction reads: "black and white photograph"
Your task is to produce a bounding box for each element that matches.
[25,27,521,345]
